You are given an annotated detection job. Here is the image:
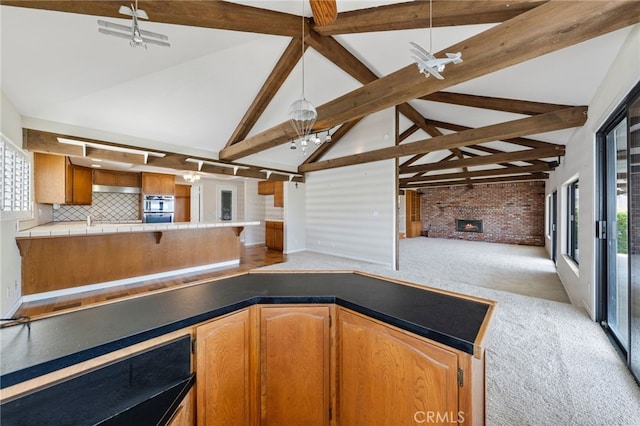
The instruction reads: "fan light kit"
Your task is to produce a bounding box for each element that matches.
[98,0,170,49]
[409,0,462,79]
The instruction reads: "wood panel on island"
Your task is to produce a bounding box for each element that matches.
[34,152,92,205]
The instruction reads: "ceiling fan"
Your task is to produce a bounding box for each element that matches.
[98,0,170,49]
[309,0,337,26]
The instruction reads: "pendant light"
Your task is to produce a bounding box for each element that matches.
[288,0,317,155]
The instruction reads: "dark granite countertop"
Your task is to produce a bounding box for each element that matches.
[0,271,495,389]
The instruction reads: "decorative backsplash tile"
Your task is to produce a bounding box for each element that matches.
[53,192,140,222]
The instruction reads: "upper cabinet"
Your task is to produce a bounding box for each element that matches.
[34,153,92,205]
[93,170,141,188]
[258,180,283,207]
[142,172,175,195]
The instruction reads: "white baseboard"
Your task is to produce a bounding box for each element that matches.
[4,297,23,318]
[21,260,240,303]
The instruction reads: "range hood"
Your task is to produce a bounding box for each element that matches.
[92,184,141,194]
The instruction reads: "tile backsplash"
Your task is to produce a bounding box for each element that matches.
[53,192,140,222]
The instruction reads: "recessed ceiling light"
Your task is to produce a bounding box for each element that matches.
[91,164,102,168]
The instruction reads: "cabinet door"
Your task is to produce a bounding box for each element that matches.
[273,222,283,251]
[260,306,331,426]
[273,181,283,207]
[338,308,459,426]
[34,153,66,204]
[161,174,176,195]
[196,309,253,426]
[142,172,174,195]
[168,387,195,426]
[93,170,119,186]
[72,166,93,205]
[258,180,274,195]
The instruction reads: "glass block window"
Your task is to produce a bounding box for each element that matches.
[1,135,32,215]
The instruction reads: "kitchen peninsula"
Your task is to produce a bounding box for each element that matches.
[16,221,259,297]
[0,271,495,425]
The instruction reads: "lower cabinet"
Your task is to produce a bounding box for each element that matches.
[337,308,461,425]
[168,388,195,426]
[260,306,331,425]
[265,221,284,251]
[194,305,484,426]
[195,305,331,426]
[196,309,253,425]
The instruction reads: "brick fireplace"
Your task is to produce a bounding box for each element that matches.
[420,182,545,246]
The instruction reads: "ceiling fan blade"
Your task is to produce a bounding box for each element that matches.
[309,0,337,26]
[98,20,132,33]
[139,28,169,41]
[142,37,170,47]
[98,28,133,40]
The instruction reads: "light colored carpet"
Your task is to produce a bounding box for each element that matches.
[259,238,640,426]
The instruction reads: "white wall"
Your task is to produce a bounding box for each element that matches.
[200,178,245,222]
[305,160,396,267]
[284,181,306,254]
[244,179,264,246]
[546,24,640,318]
[1,91,29,316]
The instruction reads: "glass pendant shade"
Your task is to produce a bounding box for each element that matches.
[289,98,317,141]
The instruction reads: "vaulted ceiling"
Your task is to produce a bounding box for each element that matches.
[2,1,638,186]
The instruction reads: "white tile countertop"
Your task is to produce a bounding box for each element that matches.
[16,221,261,238]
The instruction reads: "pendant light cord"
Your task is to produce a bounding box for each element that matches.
[429,0,433,53]
[301,0,306,99]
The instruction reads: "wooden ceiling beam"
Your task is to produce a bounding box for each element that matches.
[302,119,362,165]
[400,163,553,184]
[299,106,579,173]
[221,1,638,161]
[402,147,563,175]
[402,173,549,188]
[424,119,564,150]
[1,1,302,37]
[420,91,573,115]
[225,37,306,147]
[22,129,304,182]
[461,144,549,167]
[312,1,547,35]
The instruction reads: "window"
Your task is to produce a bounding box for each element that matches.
[567,180,579,263]
[0,135,31,217]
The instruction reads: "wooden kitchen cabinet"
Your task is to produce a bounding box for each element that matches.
[406,189,422,238]
[258,180,274,195]
[174,184,191,223]
[195,305,332,426]
[93,169,141,187]
[258,180,284,207]
[265,221,283,251]
[337,308,461,425]
[196,309,253,426]
[142,172,175,195]
[34,153,92,205]
[260,306,331,425]
[167,388,195,426]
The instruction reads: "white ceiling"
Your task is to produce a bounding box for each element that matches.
[0,1,634,178]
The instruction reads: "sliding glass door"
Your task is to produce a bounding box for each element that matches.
[598,82,640,383]
[629,93,640,381]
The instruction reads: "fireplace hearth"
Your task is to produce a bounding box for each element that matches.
[456,219,483,233]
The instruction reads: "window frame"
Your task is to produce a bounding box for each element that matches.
[0,134,33,220]
[567,179,579,264]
